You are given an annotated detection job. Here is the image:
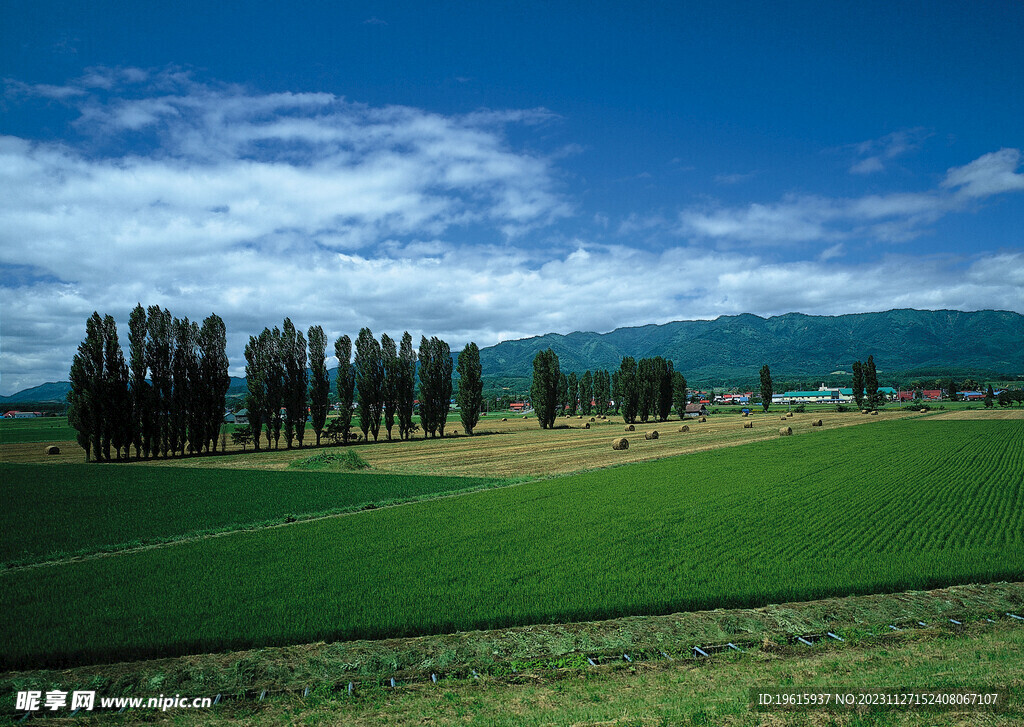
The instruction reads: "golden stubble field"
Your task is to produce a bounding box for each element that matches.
[2,408,929,477]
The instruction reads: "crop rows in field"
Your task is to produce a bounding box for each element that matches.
[1,419,1021,669]
[0,464,505,565]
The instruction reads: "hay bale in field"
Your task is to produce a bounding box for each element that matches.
[699,417,706,422]
[862,409,870,414]
[452,429,459,436]
[584,423,591,429]
[612,437,629,450]
[577,415,582,419]
[590,417,596,422]
[522,415,528,419]
[870,410,878,415]
[644,430,659,440]
[679,425,689,432]
[779,426,793,436]
[920,408,929,413]
[812,419,823,427]
[742,412,748,417]
[781,416,788,421]
[625,424,635,431]
[501,417,507,421]
[743,422,753,429]
[45,445,60,455]
[786,412,793,418]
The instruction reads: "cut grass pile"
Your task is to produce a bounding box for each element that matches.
[0,464,505,565]
[287,450,370,471]
[1,419,1021,669]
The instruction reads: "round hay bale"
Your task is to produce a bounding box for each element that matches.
[812,419,823,427]
[862,409,870,414]
[625,424,635,432]
[870,410,878,415]
[779,426,793,436]
[920,408,929,413]
[781,416,788,421]
[522,415,527,419]
[743,422,753,429]
[45,445,60,455]
[590,417,596,422]
[452,429,459,436]
[577,415,582,419]
[584,422,591,429]
[742,412,748,417]
[699,417,706,422]
[678,425,689,432]
[612,437,629,451]
[501,417,507,421]
[786,412,793,418]
[644,430,659,440]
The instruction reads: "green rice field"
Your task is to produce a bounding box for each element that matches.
[0,464,504,565]
[1,419,1021,669]
[0,418,77,444]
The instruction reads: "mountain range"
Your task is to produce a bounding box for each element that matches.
[3,309,1021,404]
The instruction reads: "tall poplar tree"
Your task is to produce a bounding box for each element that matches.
[397,332,417,440]
[657,358,674,422]
[594,369,610,415]
[199,313,229,453]
[263,327,285,449]
[672,370,688,418]
[281,319,308,448]
[307,325,330,446]
[380,333,398,440]
[579,370,593,415]
[566,371,579,415]
[333,335,355,443]
[128,304,150,458]
[865,355,880,407]
[456,342,483,435]
[244,333,267,452]
[355,327,384,441]
[68,313,105,461]
[418,336,453,437]
[146,306,173,457]
[617,357,639,423]
[851,361,865,408]
[759,364,773,412]
[530,348,560,429]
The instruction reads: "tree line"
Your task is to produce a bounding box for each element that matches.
[69,309,486,461]
[530,350,688,427]
[68,305,230,461]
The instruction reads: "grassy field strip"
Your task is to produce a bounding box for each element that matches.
[4,585,1024,727]
[4,581,1020,699]
[2,419,1021,670]
[0,464,506,566]
[103,622,1024,727]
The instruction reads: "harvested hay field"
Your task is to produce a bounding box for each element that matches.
[928,409,1024,421]
[106,410,917,478]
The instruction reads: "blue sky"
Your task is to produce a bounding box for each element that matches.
[2,0,1022,393]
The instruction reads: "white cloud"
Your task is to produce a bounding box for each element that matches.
[942,148,1024,198]
[849,128,930,175]
[679,148,1024,245]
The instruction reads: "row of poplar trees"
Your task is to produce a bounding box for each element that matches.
[530,350,688,428]
[68,305,230,461]
[244,323,484,450]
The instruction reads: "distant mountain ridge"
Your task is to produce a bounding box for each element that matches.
[477,309,1024,382]
[3,309,1021,402]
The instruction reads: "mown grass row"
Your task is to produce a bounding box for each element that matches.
[1,420,1021,670]
[0,464,506,565]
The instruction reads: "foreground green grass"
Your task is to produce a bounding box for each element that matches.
[0,464,505,565]
[1,420,1022,669]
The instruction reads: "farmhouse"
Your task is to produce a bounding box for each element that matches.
[4,411,43,418]
[684,403,708,418]
[771,385,897,405]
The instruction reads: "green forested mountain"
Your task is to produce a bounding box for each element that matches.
[478,309,1024,384]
